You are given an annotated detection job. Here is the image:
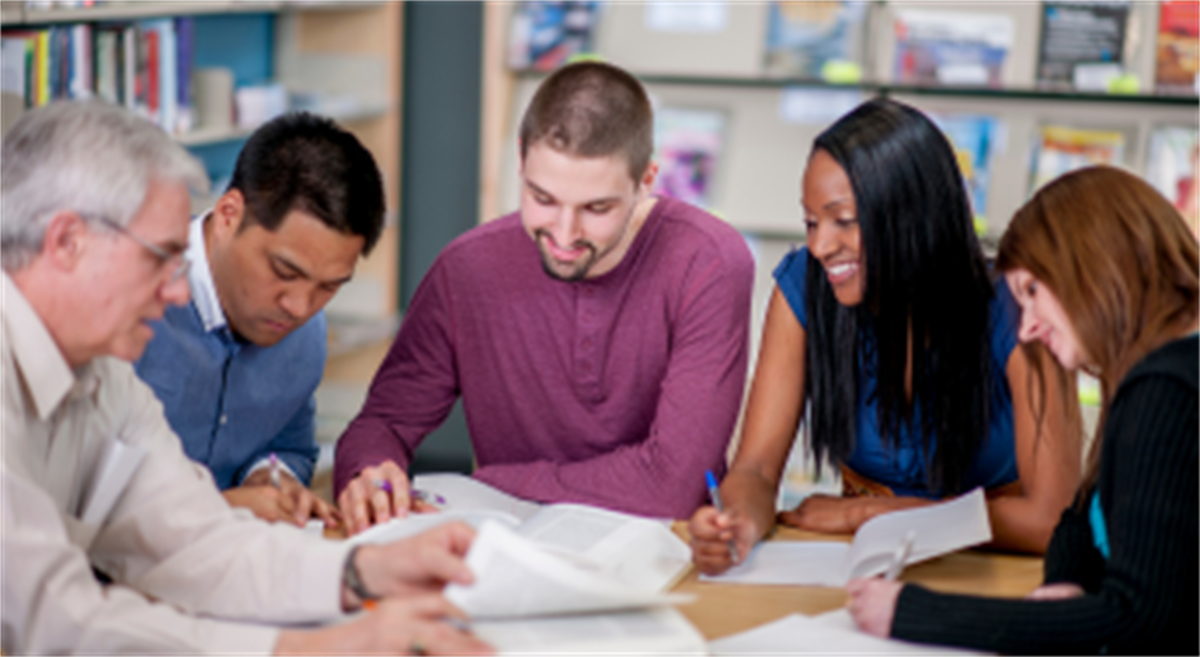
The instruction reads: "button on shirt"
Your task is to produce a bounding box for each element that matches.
[0,273,348,654]
[134,214,325,489]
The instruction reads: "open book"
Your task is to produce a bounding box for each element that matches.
[702,488,992,587]
[349,473,693,596]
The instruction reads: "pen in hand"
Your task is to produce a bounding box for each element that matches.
[268,452,282,489]
[705,470,741,564]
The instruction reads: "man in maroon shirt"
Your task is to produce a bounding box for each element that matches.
[335,61,754,533]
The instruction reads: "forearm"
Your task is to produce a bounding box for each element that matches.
[985,493,1062,554]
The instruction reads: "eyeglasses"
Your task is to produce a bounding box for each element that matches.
[81,213,191,283]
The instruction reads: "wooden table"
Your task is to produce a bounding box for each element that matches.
[669,524,1044,641]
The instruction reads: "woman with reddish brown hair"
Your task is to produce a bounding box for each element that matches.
[847,165,1199,654]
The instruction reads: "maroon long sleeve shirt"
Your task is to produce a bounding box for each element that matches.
[334,197,754,519]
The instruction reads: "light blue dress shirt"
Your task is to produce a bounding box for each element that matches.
[134,215,326,489]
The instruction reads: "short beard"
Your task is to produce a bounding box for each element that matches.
[535,230,597,282]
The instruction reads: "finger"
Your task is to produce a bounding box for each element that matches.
[313,497,340,527]
[417,539,475,586]
[369,486,394,527]
[293,490,315,526]
[412,499,441,514]
[433,522,477,559]
[388,470,411,519]
[688,506,723,539]
[342,482,371,536]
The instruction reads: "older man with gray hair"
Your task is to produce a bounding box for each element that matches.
[0,101,491,655]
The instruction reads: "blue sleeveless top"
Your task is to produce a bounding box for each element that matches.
[774,247,1020,498]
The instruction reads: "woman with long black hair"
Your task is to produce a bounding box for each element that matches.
[690,98,1081,571]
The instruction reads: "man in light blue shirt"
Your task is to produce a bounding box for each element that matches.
[135,112,386,527]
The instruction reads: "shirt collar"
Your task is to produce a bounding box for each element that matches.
[2,272,84,420]
[188,212,229,333]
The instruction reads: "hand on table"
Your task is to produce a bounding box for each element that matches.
[349,521,478,603]
[225,470,340,528]
[1025,582,1085,601]
[777,494,867,534]
[275,593,493,655]
[689,504,760,575]
[339,461,438,535]
[779,494,928,535]
[845,577,903,638]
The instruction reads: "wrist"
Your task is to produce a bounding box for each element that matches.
[342,545,380,608]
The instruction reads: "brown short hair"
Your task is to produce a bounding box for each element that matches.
[519,61,654,182]
[996,165,1199,489]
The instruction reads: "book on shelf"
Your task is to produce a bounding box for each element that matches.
[507,1,601,72]
[1036,1,1132,92]
[1154,0,1199,95]
[931,113,999,231]
[892,9,1014,88]
[1030,124,1126,193]
[762,1,868,82]
[1,17,193,136]
[652,106,726,211]
[1145,125,1199,230]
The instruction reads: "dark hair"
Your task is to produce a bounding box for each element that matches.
[228,112,385,254]
[996,165,1200,493]
[519,61,654,182]
[804,97,996,495]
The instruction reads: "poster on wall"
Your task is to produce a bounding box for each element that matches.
[653,107,726,210]
[1146,126,1199,234]
[931,113,999,231]
[1029,124,1126,193]
[1036,2,1131,92]
[893,9,1014,88]
[508,1,601,71]
[763,1,868,81]
[1154,0,1200,95]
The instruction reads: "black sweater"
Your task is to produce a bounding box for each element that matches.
[891,336,1199,655]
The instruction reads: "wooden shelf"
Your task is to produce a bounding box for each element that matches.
[6,1,387,25]
[175,100,393,147]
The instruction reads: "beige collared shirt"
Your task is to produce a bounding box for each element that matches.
[1,273,351,654]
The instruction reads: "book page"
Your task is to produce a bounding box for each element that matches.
[699,540,849,586]
[709,611,987,655]
[845,487,991,581]
[411,473,541,521]
[445,521,692,619]
[517,504,690,593]
[346,508,519,547]
[471,606,706,654]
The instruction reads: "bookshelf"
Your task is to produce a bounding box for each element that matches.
[2,1,405,492]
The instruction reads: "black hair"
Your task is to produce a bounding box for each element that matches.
[804,97,996,495]
[228,112,385,254]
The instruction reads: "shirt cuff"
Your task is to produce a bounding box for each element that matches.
[241,456,299,486]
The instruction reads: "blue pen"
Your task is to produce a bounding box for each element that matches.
[705,470,740,564]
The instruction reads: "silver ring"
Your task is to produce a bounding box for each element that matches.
[409,638,427,656]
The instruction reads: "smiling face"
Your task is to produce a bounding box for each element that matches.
[1005,268,1087,370]
[803,149,865,306]
[73,180,193,364]
[519,142,655,282]
[206,191,364,347]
